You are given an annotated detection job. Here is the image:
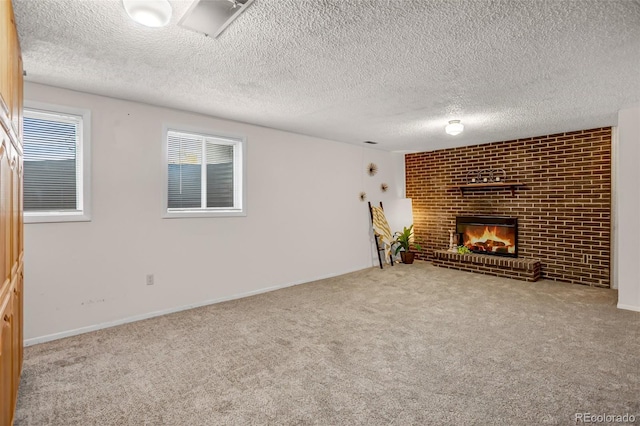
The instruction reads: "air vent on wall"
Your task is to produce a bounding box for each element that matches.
[178,0,255,38]
[364,141,378,145]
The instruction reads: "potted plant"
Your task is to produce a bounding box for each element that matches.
[393,225,422,264]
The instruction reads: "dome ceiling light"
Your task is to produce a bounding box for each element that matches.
[445,120,464,136]
[123,0,173,28]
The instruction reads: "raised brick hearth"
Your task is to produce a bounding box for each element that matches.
[406,128,611,287]
[433,250,541,282]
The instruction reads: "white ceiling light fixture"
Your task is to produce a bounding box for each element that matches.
[123,0,173,28]
[445,120,464,136]
[179,0,255,38]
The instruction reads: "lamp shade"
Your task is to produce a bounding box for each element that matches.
[445,120,464,136]
[123,0,172,27]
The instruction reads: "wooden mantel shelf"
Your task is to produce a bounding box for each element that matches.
[452,182,525,196]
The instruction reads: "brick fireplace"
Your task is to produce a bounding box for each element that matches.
[406,127,611,287]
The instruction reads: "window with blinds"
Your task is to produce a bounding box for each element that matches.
[166,129,244,217]
[23,108,86,217]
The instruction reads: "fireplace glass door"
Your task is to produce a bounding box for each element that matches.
[456,216,518,257]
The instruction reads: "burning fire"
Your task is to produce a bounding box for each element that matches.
[463,225,515,254]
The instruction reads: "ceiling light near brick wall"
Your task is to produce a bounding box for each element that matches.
[445,120,464,136]
[123,0,172,28]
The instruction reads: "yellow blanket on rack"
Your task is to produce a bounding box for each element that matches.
[371,206,394,263]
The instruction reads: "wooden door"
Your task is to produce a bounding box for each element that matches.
[7,0,19,136]
[18,155,21,259]
[9,144,18,273]
[0,2,23,424]
[15,264,21,370]
[0,293,13,426]
[0,136,10,288]
[9,276,18,412]
[0,0,11,118]
[16,55,22,141]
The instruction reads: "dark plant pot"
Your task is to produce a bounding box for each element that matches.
[400,251,415,264]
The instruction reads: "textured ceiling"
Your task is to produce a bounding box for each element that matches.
[13,0,640,152]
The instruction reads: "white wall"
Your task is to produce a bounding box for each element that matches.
[616,104,640,312]
[24,83,401,342]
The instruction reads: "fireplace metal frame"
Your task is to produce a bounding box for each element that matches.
[456,216,518,258]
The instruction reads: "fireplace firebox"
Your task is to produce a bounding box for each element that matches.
[456,216,518,258]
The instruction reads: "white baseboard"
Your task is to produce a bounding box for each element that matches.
[617,303,640,312]
[24,264,371,347]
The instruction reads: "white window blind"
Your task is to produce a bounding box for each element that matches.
[167,129,243,216]
[23,109,83,213]
[168,132,202,209]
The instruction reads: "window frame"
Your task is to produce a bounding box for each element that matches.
[162,125,247,219]
[23,101,92,224]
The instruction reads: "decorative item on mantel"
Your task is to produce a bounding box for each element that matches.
[491,169,506,182]
[456,168,524,196]
[467,168,507,184]
[448,229,458,253]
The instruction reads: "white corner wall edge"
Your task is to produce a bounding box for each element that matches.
[616,103,640,312]
[24,264,371,347]
[616,303,640,313]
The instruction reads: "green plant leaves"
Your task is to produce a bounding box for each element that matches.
[392,224,422,252]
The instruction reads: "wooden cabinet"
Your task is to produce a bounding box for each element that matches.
[0,0,11,121]
[1,0,21,142]
[15,265,21,373]
[0,138,10,287]
[0,1,23,425]
[10,145,18,271]
[0,290,12,426]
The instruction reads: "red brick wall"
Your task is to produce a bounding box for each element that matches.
[405,128,612,287]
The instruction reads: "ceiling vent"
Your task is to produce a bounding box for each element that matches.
[178,0,254,38]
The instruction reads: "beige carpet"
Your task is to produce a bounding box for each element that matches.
[15,262,640,425]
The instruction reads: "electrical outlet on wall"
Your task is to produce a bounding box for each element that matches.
[146,274,154,286]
